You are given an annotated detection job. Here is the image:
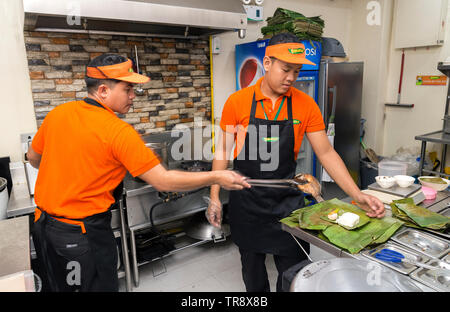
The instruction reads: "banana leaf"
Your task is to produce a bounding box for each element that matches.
[262,7,325,42]
[322,216,404,254]
[297,203,334,230]
[322,225,374,254]
[391,198,450,230]
[306,198,370,230]
[279,199,313,228]
[369,217,404,244]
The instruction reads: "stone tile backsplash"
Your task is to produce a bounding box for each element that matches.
[24,31,212,134]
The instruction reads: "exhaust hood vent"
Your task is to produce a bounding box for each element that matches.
[23,0,247,39]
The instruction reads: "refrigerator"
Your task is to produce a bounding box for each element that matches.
[235,39,322,176]
[317,60,363,186]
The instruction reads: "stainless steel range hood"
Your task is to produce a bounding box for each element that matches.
[23,0,247,39]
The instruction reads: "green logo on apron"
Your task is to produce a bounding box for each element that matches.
[263,137,279,142]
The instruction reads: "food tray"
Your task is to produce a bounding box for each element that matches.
[421,227,450,240]
[368,182,421,198]
[390,228,450,259]
[441,253,450,263]
[438,207,450,217]
[361,242,431,275]
[410,259,450,292]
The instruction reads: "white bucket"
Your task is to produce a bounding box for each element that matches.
[0,177,8,220]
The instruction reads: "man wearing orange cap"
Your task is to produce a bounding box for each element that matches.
[207,33,385,292]
[27,54,250,292]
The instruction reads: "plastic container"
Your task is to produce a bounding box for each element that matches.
[378,160,407,177]
[421,186,437,200]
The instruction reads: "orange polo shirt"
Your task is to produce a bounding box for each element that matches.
[220,77,326,159]
[32,99,160,225]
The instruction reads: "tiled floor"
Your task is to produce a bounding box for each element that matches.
[119,236,335,292]
[119,184,343,292]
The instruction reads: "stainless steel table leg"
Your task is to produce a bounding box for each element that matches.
[441,144,448,174]
[130,229,140,287]
[419,141,426,176]
[118,199,132,292]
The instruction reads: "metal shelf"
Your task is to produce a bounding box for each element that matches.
[415,130,450,177]
[136,232,213,268]
[438,62,450,77]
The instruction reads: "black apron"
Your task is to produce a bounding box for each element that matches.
[32,98,121,291]
[228,93,306,257]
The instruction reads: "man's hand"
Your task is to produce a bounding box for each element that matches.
[353,192,385,218]
[214,170,250,191]
[206,198,223,228]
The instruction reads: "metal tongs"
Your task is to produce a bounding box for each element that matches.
[247,174,324,203]
[246,179,307,189]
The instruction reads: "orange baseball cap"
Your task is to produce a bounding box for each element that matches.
[265,42,315,66]
[86,59,150,84]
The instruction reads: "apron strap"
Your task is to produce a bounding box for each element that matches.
[250,92,292,121]
[287,95,293,121]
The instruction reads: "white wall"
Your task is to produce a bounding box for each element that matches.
[346,0,394,155]
[382,1,450,157]
[212,0,353,124]
[0,1,36,162]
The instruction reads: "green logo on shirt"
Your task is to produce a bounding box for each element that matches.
[293,119,301,124]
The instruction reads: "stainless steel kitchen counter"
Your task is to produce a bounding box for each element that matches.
[7,181,36,218]
[0,216,31,277]
[283,193,450,292]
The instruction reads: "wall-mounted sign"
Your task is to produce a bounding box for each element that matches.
[416,75,447,85]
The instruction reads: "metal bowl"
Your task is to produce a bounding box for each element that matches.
[291,258,422,292]
[185,212,230,243]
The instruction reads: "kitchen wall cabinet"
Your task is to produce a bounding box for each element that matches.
[393,0,448,49]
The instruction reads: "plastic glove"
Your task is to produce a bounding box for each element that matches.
[204,196,223,228]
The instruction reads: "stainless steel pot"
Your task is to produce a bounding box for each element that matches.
[290,258,422,292]
[145,142,169,167]
[185,212,230,243]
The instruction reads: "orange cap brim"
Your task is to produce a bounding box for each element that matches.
[265,43,316,66]
[86,59,150,84]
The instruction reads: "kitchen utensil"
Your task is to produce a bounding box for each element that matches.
[247,174,324,202]
[410,258,450,292]
[134,45,145,96]
[418,176,450,191]
[394,175,415,188]
[374,248,441,271]
[391,228,450,259]
[368,181,420,198]
[375,176,396,188]
[246,178,306,189]
[361,242,431,275]
[185,211,230,243]
[290,258,422,292]
[385,49,414,108]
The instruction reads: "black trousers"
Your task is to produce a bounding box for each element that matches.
[239,247,308,292]
[32,213,118,292]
